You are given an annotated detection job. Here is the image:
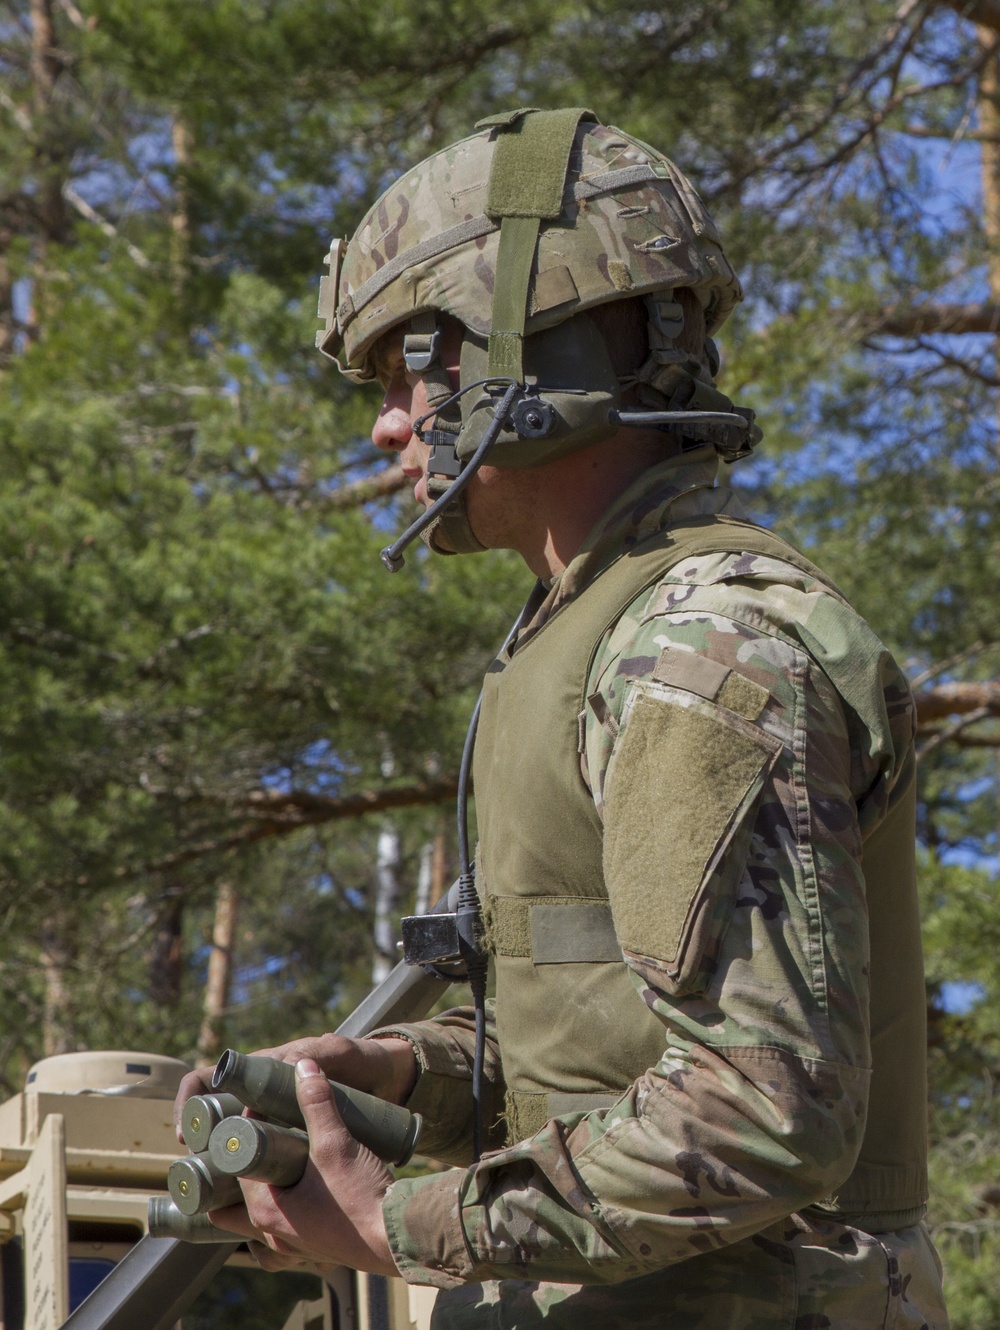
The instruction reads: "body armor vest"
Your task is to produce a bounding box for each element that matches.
[474,513,927,1229]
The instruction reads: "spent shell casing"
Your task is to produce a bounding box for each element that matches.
[181,1092,245,1152]
[212,1049,421,1164]
[148,1197,240,1244]
[208,1116,310,1186]
[168,1152,244,1216]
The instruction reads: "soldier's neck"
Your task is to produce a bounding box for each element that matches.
[512,431,679,579]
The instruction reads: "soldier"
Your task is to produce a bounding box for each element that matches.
[175,109,950,1327]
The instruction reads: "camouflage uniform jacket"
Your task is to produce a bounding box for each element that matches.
[374,450,948,1329]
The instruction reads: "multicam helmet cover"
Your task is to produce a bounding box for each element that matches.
[316,111,743,381]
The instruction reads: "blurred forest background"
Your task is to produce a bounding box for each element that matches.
[2,0,1000,1322]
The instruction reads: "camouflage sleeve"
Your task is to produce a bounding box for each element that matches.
[382,556,915,1289]
[370,1002,507,1165]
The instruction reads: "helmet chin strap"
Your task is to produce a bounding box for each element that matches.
[379,382,521,572]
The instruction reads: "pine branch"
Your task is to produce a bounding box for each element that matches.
[917,705,994,758]
[915,680,1000,722]
[909,641,998,689]
[0,87,32,133]
[903,120,1000,140]
[917,727,1000,747]
[912,336,1000,385]
[868,301,1000,335]
[320,465,406,510]
[939,0,1000,34]
[240,782,460,821]
[55,0,88,30]
[76,775,461,886]
[62,184,152,269]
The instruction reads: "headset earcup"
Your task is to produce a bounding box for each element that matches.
[455,316,621,468]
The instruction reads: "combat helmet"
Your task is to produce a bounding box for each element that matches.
[316,107,760,568]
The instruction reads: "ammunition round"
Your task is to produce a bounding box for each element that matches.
[208,1116,310,1186]
[168,1153,244,1216]
[148,1197,241,1244]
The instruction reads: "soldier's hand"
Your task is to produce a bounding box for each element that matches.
[209,1058,397,1276]
[173,1033,418,1145]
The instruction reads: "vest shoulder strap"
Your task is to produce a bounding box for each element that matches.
[544,512,847,674]
[650,514,846,598]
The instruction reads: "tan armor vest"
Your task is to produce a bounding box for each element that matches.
[474,513,927,1230]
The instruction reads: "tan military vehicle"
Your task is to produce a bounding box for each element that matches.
[0,1050,436,1330]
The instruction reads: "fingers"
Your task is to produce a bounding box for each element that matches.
[204,1200,256,1239]
[173,1066,215,1144]
[207,1200,309,1271]
[212,1066,395,1277]
[248,1241,309,1272]
[288,1037,393,1097]
[205,1199,323,1277]
[171,1038,340,1144]
[172,1034,404,1146]
[247,1242,335,1274]
[269,1035,412,1103]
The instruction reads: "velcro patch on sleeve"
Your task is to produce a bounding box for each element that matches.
[653,647,769,722]
[717,670,769,722]
[653,646,729,699]
[604,691,779,983]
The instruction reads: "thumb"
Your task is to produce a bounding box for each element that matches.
[295,1058,350,1152]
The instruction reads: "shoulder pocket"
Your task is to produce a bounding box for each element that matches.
[603,680,781,995]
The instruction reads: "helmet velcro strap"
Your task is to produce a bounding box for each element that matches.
[484,107,596,382]
[315,238,345,358]
[488,215,541,380]
[485,107,595,219]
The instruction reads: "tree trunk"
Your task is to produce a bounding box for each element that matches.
[26,0,69,347]
[372,825,401,985]
[30,0,69,247]
[170,113,193,293]
[148,888,185,1009]
[0,237,13,363]
[978,25,1000,447]
[430,828,448,907]
[196,882,239,1067]
[40,913,75,1056]
[415,839,434,916]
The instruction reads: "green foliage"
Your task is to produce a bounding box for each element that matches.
[928,1096,1000,1330]
[917,855,1000,1326]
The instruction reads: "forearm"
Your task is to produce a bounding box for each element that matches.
[383,1026,868,1288]
[370,1002,506,1165]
